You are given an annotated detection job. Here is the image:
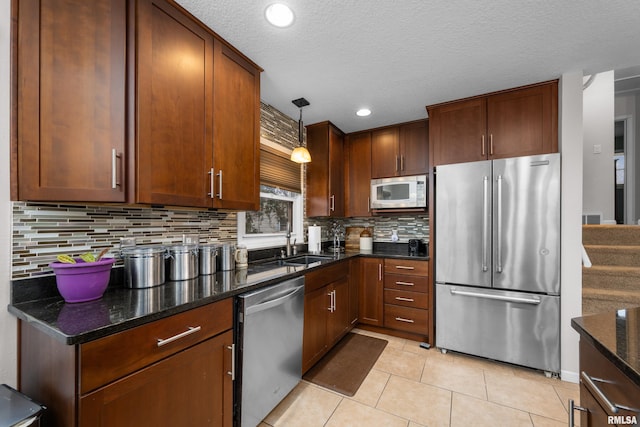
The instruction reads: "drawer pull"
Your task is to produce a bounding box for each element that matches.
[395,281,415,286]
[157,326,202,347]
[395,317,415,324]
[395,297,415,302]
[227,344,235,381]
[395,265,415,270]
[580,371,618,414]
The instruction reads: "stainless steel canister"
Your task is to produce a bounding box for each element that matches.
[198,244,219,275]
[218,243,236,271]
[121,245,166,288]
[166,244,199,281]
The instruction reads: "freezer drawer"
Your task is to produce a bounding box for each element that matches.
[435,284,559,373]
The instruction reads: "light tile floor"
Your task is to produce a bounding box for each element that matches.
[261,329,580,427]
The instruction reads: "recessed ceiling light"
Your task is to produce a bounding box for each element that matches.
[265,3,294,28]
[356,108,371,117]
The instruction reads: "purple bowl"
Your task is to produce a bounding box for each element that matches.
[49,258,115,303]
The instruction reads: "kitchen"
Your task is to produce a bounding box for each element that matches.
[1,0,640,426]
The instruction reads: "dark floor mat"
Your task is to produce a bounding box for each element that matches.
[303,333,388,396]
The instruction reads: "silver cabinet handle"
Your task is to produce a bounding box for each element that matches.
[568,399,586,427]
[450,288,541,305]
[400,156,405,171]
[395,156,400,172]
[496,175,503,273]
[481,135,486,156]
[490,134,494,155]
[327,290,334,312]
[482,176,489,272]
[395,297,414,302]
[395,265,415,270]
[227,344,235,380]
[367,197,370,213]
[395,281,414,286]
[216,170,223,199]
[207,168,215,198]
[395,317,414,323]
[378,263,382,281]
[111,149,121,189]
[156,326,201,347]
[330,195,335,212]
[581,371,619,414]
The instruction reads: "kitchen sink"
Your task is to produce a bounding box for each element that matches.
[252,254,337,269]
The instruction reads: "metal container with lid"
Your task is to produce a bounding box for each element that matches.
[218,243,236,271]
[166,244,199,281]
[121,245,166,288]
[198,243,219,275]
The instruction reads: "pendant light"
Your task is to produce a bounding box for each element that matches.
[290,98,311,163]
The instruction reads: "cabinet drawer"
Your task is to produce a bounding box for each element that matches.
[80,298,233,394]
[384,304,428,335]
[384,289,428,309]
[384,273,429,293]
[305,261,349,293]
[384,259,428,276]
[579,339,640,413]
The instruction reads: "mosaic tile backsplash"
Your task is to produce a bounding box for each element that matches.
[12,202,237,279]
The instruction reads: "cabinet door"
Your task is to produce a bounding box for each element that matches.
[328,125,345,216]
[487,82,558,159]
[399,121,429,176]
[348,259,359,325]
[359,258,384,326]
[371,128,400,178]
[212,43,261,210]
[302,286,329,373]
[327,277,351,346]
[135,0,214,207]
[429,98,487,166]
[16,0,126,202]
[79,330,233,427]
[307,122,344,217]
[345,132,371,217]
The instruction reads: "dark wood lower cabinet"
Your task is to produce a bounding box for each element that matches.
[80,330,233,426]
[19,299,233,427]
[302,261,353,373]
[578,339,640,427]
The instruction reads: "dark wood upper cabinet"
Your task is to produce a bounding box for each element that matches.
[15,0,127,202]
[306,122,345,217]
[428,81,558,166]
[135,0,214,207]
[345,131,372,217]
[371,120,428,178]
[212,44,261,211]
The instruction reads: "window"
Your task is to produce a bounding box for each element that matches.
[237,185,303,249]
[237,140,304,249]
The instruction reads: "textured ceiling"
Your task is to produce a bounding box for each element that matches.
[176,0,640,133]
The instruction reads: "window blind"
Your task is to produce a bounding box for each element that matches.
[260,144,301,193]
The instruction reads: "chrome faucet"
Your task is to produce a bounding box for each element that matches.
[285,228,292,257]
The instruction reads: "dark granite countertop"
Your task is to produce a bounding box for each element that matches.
[9,248,428,346]
[571,307,640,387]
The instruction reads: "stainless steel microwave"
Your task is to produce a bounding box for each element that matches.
[370,175,427,210]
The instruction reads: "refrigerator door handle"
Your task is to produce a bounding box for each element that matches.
[482,176,489,272]
[450,288,541,305]
[496,174,503,273]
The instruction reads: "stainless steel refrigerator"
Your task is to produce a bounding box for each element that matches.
[435,153,560,374]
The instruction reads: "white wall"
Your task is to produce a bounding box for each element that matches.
[583,71,615,221]
[559,71,584,383]
[0,0,17,387]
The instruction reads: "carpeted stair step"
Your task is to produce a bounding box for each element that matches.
[582,265,640,292]
[582,287,640,316]
[584,244,640,267]
[582,224,640,246]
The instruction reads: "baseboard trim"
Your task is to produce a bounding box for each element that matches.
[561,369,579,384]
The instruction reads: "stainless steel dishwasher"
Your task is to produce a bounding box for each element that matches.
[235,276,304,427]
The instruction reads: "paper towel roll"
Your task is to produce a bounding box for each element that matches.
[308,226,322,254]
